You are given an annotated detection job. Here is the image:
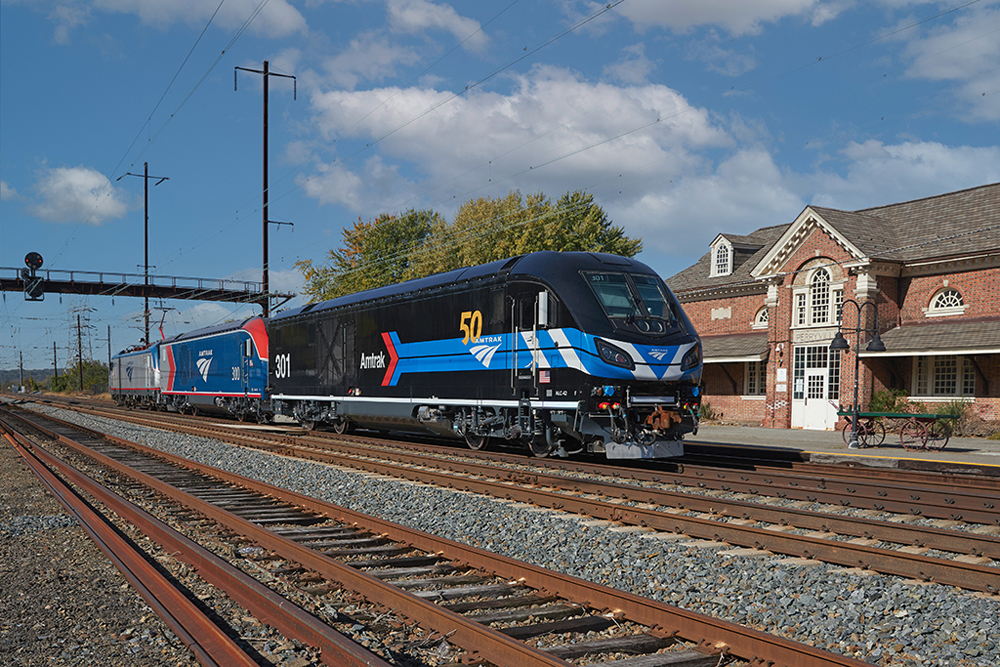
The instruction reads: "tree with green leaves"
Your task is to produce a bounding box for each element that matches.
[405,189,641,279]
[295,208,440,301]
[50,360,108,393]
[297,190,641,302]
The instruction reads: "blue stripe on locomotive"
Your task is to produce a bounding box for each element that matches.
[385,327,699,386]
[164,328,267,396]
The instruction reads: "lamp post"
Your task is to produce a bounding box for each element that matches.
[830,299,886,449]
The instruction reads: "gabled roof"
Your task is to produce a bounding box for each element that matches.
[851,183,1000,262]
[667,224,788,293]
[669,182,1000,295]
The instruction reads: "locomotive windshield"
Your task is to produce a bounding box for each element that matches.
[584,271,679,335]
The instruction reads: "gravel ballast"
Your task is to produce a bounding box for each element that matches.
[22,405,1000,667]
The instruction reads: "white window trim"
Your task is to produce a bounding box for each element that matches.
[924,288,966,317]
[710,240,733,277]
[910,355,976,398]
[752,306,768,330]
[744,360,767,396]
[790,280,846,329]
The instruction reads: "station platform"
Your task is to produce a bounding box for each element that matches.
[686,422,1000,471]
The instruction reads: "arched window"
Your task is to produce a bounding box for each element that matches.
[714,244,731,276]
[753,306,769,329]
[810,269,830,325]
[930,288,964,313]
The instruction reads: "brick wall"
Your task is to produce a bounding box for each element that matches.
[679,215,1000,432]
[899,267,1000,322]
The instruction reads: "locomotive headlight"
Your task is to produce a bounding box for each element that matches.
[681,342,702,371]
[595,339,634,370]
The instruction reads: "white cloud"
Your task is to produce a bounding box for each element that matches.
[304,65,730,214]
[49,2,91,44]
[603,43,657,84]
[1,181,20,201]
[29,165,129,224]
[615,148,803,263]
[900,3,1000,121]
[387,0,488,51]
[617,0,833,36]
[806,139,1000,209]
[36,0,308,40]
[318,34,420,90]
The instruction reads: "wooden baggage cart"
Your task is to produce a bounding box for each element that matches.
[836,410,958,451]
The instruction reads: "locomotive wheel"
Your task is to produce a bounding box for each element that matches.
[529,437,553,458]
[300,420,317,432]
[464,432,489,451]
[332,419,352,435]
[237,411,249,423]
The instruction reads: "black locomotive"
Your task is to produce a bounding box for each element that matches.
[269,251,701,458]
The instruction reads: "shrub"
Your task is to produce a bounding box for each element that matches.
[868,389,910,413]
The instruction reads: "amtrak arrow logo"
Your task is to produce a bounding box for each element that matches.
[196,357,212,382]
[126,367,133,381]
[469,341,502,368]
[380,332,399,386]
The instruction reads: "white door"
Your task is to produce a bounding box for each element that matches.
[791,345,841,430]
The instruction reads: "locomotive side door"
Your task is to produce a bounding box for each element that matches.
[511,288,549,398]
[240,337,252,395]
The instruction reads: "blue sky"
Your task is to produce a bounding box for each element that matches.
[3,0,1000,370]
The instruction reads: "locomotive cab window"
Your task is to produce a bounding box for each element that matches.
[584,271,677,335]
[631,274,678,326]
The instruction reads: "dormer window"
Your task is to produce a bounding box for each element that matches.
[711,241,732,277]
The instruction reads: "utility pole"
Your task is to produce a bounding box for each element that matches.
[235,60,296,318]
[53,341,58,380]
[19,351,24,390]
[117,163,168,345]
[77,314,84,392]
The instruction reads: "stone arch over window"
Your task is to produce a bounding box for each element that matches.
[791,257,845,285]
[791,258,845,327]
[927,287,965,317]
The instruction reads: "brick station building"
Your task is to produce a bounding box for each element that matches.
[666,182,1000,430]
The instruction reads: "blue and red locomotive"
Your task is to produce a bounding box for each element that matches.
[110,317,270,422]
[111,251,702,459]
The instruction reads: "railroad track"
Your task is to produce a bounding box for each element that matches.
[2,403,878,667]
[15,396,1000,594]
[27,398,1000,595]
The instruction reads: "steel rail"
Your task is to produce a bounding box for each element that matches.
[19,404,1000,593]
[277,438,1000,593]
[69,398,1000,523]
[37,396,1000,506]
[3,409,578,667]
[325,434,1000,523]
[291,436,1000,560]
[7,406,876,667]
[0,418,393,667]
[0,424,260,667]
